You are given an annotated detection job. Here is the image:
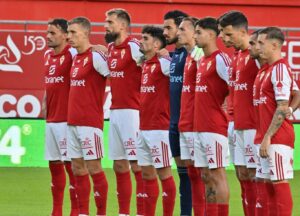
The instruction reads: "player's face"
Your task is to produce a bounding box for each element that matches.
[104,14,122,43]
[257,33,272,61]
[218,24,232,48]
[67,24,88,48]
[194,26,209,48]
[221,25,243,49]
[163,19,178,45]
[177,20,195,46]
[140,33,156,54]
[46,24,67,48]
[249,35,260,59]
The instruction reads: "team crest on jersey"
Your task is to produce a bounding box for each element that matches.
[60,55,65,65]
[121,49,126,59]
[83,57,88,67]
[207,61,212,70]
[77,59,81,63]
[151,64,156,73]
[245,55,250,65]
[53,58,57,62]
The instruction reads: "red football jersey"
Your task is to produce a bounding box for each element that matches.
[178,52,197,132]
[140,55,170,130]
[234,49,259,130]
[253,64,269,144]
[107,36,143,110]
[44,45,76,122]
[67,48,109,129]
[226,50,239,121]
[259,59,295,148]
[194,50,231,136]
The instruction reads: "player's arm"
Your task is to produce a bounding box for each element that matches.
[91,44,108,54]
[260,64,292,158]
[286,82,300,118]
[216,53,231,84]
[42,91,47,119]
[92,51,110,77]
[129,40,144,67]
[159,57,171,77]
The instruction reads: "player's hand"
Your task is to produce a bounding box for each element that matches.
[157,48,169,58]
[285,106,293,119]
[92,44,108,54]
[259,135,270,158]
[191,46,204,61]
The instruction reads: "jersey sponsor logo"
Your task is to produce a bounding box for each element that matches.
[141,85,155,93]
[72,67,79,77]
[170,62,176,74]
[110,71,124,78]
[234,83,248,91]
[195,85,208,92]
[170,75,182,83]
[60,55,65,65]
[142,74,148,84]
[45,76,64,84]
[110,59,117,69]
[182,85,191,92]
[70,79,86,87]
[196,72,201,83]
[86,149,94,156]
[49,65,56,75]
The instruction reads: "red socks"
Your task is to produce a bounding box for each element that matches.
[115,171,132,215]
[273,183,293,216]
[49,163,66,216]
[243,180,257,216]
[75,174,91,215]
[187,166,205,216]
[134,171,144,215]
[161,176,176,216]
[144,178,159,216]
[255,181,268,216]
[64,162,79,215]
[206,203,218,216]
[239,180,248,216]
[91,172,108,216]
[266,182,277,216]
[218,204,229,216]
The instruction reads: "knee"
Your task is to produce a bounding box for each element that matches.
[114,160,130,173]
[71,160,88,176]
[200,169,211,184]
[130,160,141,173]
[141,166,157,180]
[157,167,172,180]
[237,167,249,181]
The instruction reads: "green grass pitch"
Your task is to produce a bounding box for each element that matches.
[0,168,299,216]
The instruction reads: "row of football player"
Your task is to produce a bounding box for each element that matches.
[43,8,300,216]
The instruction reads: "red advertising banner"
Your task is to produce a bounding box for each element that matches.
[0,31,300,121]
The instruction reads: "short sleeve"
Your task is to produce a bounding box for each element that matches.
[271,63,292,100]
[69,47,77,59]
[159,57,171,76]
[216,53,231,84]
[128,40,144,64]
[92,51,110,77]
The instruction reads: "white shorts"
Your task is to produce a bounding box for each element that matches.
[234,129,256,168]
[255,144,270,179]
[194,132,229,169]
[45,122,70,161]
[268,144,293,181]
[180,132,195,160]
[67,125,104,160]
[227,121,235,163]
[109,109,139,161]
[137,130,173,169]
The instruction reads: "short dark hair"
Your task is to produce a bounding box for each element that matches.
[106,8,131,25]
[68,16,91,33]
[250,29,261,40]
[218,10,248,31]
[195,17,220,36]
[48,18,68,33]
[142,25,167,49]
[182,17,198,28]
[259,27,285,45]
[164,10,188,26]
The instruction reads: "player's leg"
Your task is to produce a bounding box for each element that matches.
[180,132,205,215]
[45,123,66,216]
[152,130,176,216]
[137,131,159,216]
[67,126,90,216]
[109,110,132,215]
[234,130,250,216]
[119,109,144,216]
[244,129,257,216]
[170,124,192,216]
[269,144,293,216]
[78,126,108,216]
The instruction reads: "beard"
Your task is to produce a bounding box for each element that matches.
[104,32,119,44]
[166,36,178,45]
